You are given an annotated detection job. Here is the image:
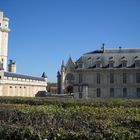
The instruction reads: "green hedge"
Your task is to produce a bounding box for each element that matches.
[0,97,139,139]
[0,96,140,107]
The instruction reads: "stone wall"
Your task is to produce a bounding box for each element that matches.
[74,69,140,98]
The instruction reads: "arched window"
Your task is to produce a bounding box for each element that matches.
[65,73,75,81]
[66,85,73,93]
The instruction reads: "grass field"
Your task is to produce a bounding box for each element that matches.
[0,97,140,140]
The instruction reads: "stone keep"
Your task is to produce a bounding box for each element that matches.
[0,11,10,71]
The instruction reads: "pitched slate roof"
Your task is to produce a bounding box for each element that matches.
[76,48,140,69]
[85,48,140,55]
[4,72,45,81]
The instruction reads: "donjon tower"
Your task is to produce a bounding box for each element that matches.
[0,11,10,71]
[0,10,47,97]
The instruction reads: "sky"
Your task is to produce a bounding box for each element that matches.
[0,0,140,82]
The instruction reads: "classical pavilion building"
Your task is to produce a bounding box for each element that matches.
[58,45,140,98]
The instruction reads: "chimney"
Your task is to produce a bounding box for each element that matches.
[101,43,105,53]
[119,46,122,52]
[8,60,16,73]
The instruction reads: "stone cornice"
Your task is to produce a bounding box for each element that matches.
[3,17,9,21]
[0,27,10,32]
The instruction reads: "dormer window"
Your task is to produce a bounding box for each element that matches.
[109,62,114,68]
[96,62,101,68]
[122,61,127,68]
[88,57,91,60]
[134,56,140,68]
[121,56,127,68]
[87,58,92,67]
[78,63,83,68]
[109,61,114,68]
[109,57,114,68]
[95,57,101,68]
[135,60,140,68]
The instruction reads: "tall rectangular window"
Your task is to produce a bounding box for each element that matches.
[110,73,114,84]
[136,73,140,83]
[97,88,101,97]
[123,88,127,97]
[110,88,114,97]
[123,73,127,84]
[136,88,140,97]
[97,73,100,84]
[79,73,83,83]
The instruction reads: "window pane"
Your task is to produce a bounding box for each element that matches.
[96,63,100,68]
[110,88,114,97]
[97,88,101,97]
[109,62,114,68]
[110,73,114,83]
[97,73,100,84]
[122,62,127,67]
[123,88,127,97]
[123,73,127,84]
[136,73,140,83]
[135,62,140,67]
[79,64,82,68]
[79,73,83,83]
[136,88,140,97]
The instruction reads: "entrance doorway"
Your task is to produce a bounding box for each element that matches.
[66,85,73,93]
